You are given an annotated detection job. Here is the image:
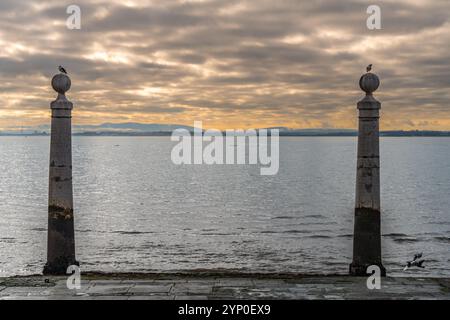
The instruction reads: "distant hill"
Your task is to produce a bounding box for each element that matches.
[74,122,195,133]
[0,122,195,135]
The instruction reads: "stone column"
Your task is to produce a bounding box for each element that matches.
[349,70,386,276]
[43,73,78,275]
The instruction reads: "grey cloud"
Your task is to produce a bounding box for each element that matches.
[0,0,449,130]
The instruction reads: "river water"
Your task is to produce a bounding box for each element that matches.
[0,136,449,277]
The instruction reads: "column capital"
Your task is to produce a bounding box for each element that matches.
[359,72,380,95]
[51,73,73,110]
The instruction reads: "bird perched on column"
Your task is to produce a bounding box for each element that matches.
[58,65,68,74]
[366,64,373,73]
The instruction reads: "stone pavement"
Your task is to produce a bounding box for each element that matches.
[0,273,449,300]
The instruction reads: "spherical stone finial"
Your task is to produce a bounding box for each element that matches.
[51,73,71,95]
[359,72,379,94]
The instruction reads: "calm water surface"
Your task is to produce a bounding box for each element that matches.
[0,137,449,277]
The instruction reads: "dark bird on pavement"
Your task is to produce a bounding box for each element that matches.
[58,65,68,74]
[404,252,426,271]
[366,64,372,72]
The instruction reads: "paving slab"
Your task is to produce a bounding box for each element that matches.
[129,295,175,300]
[174,295,209,300]
[129,284,173,294]
[171,283,213,295]
[86,284,131,296]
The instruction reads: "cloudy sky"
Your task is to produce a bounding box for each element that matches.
[0,0,449,131]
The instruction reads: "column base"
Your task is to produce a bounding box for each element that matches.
[351,207,385,276]
[349,262,386,277]
[43,258,79,275]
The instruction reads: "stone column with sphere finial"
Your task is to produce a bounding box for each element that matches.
[43,72,78,275]
[349,68,386,276]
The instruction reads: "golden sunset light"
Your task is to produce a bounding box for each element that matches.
[0,0,449,131]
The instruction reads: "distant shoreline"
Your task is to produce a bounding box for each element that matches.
[1,131,450,137]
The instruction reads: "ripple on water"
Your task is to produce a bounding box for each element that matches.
[110,231,154,235]
[434,236,450,243]
[304,235,332,239]
[337,234,353,238]
[303,214,326,219]
[271,216,296,220]
[0,237,16,243]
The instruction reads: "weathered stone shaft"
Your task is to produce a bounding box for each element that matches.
[350,93,385,276]
[44,90,78,275]
[355,95,380,211]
